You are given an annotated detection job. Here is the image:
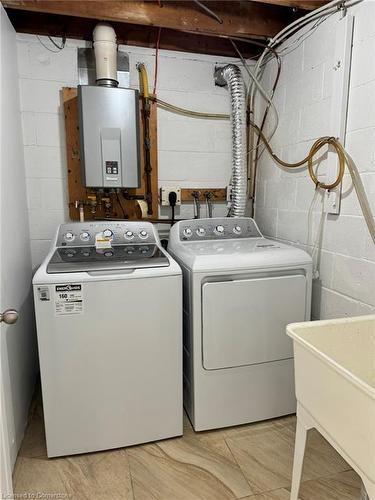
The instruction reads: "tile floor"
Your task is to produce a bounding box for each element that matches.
[13,393,361,500]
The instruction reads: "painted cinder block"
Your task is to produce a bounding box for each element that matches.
[17,34,239,265]
[255,3,375,316]
[333,254,375,307]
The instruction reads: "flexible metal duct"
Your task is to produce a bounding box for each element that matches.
[215,64,247,217]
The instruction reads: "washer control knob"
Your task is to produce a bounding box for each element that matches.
[183,227,192,237]
[196,227,206,237]
[215,225,225,235]
[125,230,134,239]
[103,229,113,238]
[104,250,114,257]
[233,226,242,234]
[64,231,75,242]
[80,231,90,241]
[139,230,148,239]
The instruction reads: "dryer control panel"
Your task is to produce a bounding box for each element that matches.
[178,218,262,242]
[56,221,157,247]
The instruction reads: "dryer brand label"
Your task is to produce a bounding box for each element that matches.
[54,284,84,316]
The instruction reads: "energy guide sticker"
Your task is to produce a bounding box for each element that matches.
[54,284,84,315]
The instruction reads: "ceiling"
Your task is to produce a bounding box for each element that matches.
[3,0,329,58]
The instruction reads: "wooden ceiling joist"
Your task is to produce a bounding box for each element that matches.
[5,9,260,59]
[250,0,328,11]
[3,0,330,58]
[3,0,299,39]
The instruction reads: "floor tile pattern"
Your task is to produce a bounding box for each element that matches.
[13,396,360,500]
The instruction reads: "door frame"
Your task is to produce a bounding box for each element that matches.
[0,357,13,497]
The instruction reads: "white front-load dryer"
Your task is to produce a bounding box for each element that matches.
[168,217,312,431]
[33,221,182,457]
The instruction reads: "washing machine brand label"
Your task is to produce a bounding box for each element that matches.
[54,284,84,315]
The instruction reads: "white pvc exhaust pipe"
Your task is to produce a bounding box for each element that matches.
[93,22,118,86]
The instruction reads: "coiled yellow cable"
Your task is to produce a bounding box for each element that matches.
[153,97,345,190]
[249,121,346,190]
[145,94,374,244]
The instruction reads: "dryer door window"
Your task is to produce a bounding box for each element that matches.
[202,274,306,370]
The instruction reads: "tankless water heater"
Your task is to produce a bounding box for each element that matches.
[78,85,140,188]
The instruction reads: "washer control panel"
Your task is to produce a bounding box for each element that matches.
[56,221,157,247]
[179,218,262,241]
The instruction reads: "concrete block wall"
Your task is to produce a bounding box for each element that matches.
[17,34,244,268]
[255,1,375,318]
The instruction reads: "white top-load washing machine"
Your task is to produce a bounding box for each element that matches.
[168,217,312,431]
[33,221,182,457]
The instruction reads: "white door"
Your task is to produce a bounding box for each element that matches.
[0,5,37,496]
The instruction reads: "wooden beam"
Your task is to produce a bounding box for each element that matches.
[3,0,298,39]
[181,188,227,202]
[5,9,260,58]
[250,0,329,11]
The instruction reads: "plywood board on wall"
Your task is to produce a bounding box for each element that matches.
[62,87,158,221]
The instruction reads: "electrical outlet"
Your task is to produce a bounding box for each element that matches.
[160,186,181,206]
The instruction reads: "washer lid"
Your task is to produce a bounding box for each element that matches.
[169,238,312,272]
[47,244,169,273]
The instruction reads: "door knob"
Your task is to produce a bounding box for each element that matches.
[0,309,19,324]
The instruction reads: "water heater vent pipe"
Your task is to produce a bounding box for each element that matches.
[215,64,247,217]
[93,23,118,87]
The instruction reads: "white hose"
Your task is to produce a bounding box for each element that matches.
[218,65,247,217]
[344,150,375,245]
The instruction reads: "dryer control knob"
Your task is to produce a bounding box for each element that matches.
[125,230,134,239]
[64,231,75,242]
[196,227,206,237]
[233,226,242,234]
[215,225,225,234]
[103,229,113,238]
[139,230,148,239]
[183,228,192,237]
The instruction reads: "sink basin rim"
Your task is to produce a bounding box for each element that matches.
[287,314,375,399]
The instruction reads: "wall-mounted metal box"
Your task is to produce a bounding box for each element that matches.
[78,85,140,188]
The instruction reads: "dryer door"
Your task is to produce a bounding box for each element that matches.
[202,274,306,370]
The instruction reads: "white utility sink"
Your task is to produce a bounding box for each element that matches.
[287,315,375,500]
